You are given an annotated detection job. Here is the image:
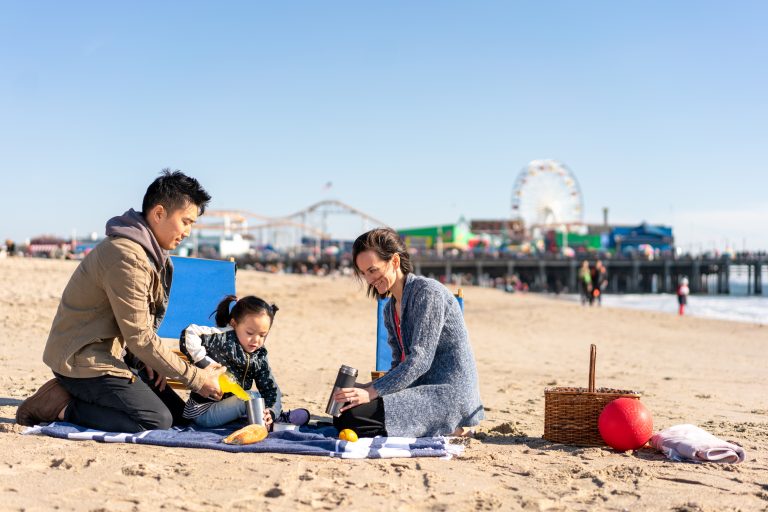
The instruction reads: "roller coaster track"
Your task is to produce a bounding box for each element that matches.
[284,199,389,228]
[194,200,388,239]
[195,210,328,238]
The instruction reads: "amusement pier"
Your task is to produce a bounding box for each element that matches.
[19,160,766,296]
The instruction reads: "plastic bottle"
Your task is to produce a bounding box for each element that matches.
[218,372,250,401]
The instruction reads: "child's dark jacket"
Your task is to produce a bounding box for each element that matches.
[180,325,281,412]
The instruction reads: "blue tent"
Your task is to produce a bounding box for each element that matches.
[609,223,674,252]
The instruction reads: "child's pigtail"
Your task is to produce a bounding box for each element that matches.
[217,295,278,327]
[214,294,238,327]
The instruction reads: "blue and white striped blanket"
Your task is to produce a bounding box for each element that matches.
[23,422,463,459]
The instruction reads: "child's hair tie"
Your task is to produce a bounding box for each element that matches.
[228,298,238,315]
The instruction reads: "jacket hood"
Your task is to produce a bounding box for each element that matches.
[105,208,168,269]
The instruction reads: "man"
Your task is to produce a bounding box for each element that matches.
[591,259,607,306]
[17,170,224,432]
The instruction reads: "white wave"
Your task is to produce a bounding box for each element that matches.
[557,293,767,325]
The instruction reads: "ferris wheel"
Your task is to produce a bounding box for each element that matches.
[511,159,584,229]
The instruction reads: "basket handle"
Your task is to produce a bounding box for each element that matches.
[588,344,596,392]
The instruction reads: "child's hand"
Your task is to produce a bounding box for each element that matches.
[263,410,273,430]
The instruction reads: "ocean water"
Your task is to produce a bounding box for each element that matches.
[555,270,767,324]
[557,293,767,325]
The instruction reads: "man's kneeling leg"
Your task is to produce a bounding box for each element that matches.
[56,373,173,432]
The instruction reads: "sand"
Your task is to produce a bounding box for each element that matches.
[1,257,766,511]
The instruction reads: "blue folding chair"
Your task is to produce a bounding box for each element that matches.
[375,289,464,373]
[157,256,237,339]
[157,256,236,388]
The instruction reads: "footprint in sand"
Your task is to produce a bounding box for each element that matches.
[361,481,392,496]
[264,485,285,498]
[309,487,347,509]
[473,491,503,510]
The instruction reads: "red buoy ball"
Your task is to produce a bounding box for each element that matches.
[598,398,653,451]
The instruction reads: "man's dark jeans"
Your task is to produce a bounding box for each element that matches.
[55,367,189,433]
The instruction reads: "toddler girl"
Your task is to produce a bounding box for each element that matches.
[179,294,309,429]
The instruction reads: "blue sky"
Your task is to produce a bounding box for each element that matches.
[1,1,766,252]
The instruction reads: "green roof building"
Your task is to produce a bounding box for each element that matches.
[398,220,473,250]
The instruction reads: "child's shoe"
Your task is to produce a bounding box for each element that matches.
[277,408,310,426]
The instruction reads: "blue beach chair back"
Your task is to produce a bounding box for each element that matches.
[375,290,464,372]
[157,256,237,339]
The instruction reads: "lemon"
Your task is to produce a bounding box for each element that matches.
[339,429,358,442]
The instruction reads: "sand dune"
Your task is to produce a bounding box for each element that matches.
[1,258,765,511]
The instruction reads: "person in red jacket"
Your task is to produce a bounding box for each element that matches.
[677,277,690,316]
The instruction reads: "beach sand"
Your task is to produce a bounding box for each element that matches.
[1,258,766,511]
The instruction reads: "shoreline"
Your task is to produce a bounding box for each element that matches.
[549,291,767,326]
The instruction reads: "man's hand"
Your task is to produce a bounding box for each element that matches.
[197,363,226,400]
[145,365,167,392]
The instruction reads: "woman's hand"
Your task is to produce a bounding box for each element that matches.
[335,385,379,413]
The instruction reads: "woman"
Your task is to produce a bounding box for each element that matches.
[677,276,690,316]
[333,228,484,438]
[578,260,592,306]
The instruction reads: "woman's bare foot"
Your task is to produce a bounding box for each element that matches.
[450,426,475,437]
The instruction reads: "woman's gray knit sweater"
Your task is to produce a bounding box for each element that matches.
[372,273,484,437]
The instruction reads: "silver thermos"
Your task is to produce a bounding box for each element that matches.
[324,365,358,417]
[246,397,265,426]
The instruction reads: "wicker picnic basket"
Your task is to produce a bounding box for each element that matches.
[543,344,641,446]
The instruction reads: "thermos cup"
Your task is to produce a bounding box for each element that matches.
[246,397,265,426]
[324,365,358,417]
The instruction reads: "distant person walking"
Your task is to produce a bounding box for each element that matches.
[578,260,592,306]
[591,260,607,306]
[677,277,690,316]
